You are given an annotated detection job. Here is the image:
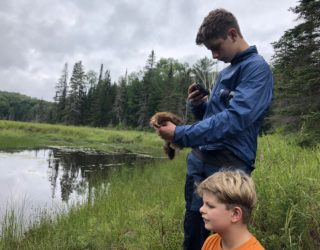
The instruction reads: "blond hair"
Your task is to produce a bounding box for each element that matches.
[197,170,256,224]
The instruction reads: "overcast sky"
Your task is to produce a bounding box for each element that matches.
[0,0,298,101]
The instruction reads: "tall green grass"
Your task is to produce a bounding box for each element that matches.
[0,121,319,249]
[252,135,320,249]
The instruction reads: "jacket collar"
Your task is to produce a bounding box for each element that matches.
[231,46,258,65]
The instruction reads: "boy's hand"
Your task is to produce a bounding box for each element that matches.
[157,121,176,142]
[188,83,208,106]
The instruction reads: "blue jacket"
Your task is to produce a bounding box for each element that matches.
[174,46,273,167]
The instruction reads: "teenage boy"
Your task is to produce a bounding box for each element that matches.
[156,8,273,249]
[197,170,264,250]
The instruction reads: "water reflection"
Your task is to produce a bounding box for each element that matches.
[47,148,152,201]
[0,148,153,225]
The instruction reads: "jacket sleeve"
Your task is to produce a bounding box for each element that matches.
[174,61,273,147]
[189,101,207,120]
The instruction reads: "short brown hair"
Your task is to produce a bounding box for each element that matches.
[197,170,256,224]
[196,8,243,45]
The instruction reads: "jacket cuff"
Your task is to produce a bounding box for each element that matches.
[174,125,191,147]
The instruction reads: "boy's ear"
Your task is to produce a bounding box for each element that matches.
[231,206,243,223]
[227,28,238,41]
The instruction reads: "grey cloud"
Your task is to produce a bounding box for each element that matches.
[0,0,298,101]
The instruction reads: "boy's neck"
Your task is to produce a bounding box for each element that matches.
[235,38,250,55]
[219,225,252,250]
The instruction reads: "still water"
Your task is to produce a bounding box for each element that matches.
[0,148,153,227]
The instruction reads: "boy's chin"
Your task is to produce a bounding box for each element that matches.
[204,224,213,231]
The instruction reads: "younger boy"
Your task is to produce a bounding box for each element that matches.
[197,170,264,250]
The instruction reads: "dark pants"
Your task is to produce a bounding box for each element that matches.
[183,149,253,250]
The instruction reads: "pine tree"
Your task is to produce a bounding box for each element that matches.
[137,50,156,127]
[157,59,184,115]
[271,0,320,144]
[125,72,142,127]
[175,64,194,122]
[66,61,87,125]
[90,68,116,126]
[87,64,104,125]
[157,59,175,112]
[54,63,68,123]
[113,71,128,126]
[82,70,98,125]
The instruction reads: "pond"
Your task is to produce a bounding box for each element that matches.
[0,147,154,229]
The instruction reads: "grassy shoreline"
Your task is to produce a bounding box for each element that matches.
[0,120,162,155]
[0,121,319,249]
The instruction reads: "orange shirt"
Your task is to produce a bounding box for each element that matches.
[202,233,265,250]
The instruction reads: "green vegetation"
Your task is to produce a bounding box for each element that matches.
[252,135,320,249]
[0,91,53,122]
[271,0,320,145]
[0,120,161,155]
[0,121,319,249]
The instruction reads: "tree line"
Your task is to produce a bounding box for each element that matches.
[0,91,52,122]
[0,52,217,128]
[52,51,217,128]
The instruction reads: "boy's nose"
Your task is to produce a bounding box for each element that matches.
[212,51,219,59]
[199,205,205,214]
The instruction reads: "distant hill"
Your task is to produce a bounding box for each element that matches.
[0,91,53,122]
